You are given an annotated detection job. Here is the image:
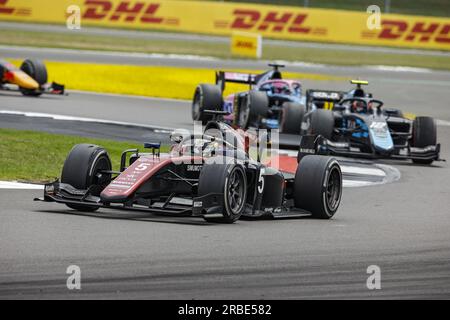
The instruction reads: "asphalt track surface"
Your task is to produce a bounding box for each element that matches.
[1,51,450,299]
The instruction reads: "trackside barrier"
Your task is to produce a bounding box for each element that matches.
[0,0,449,51]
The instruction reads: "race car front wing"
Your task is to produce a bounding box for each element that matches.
[0,82,66,95]
[34,179,311,219]
[298,134,443,162]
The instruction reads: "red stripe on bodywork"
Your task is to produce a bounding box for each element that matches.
[265,155,298,174]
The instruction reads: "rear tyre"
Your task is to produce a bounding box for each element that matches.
[198,160,247,223]
[294,155,342,219]
[237,90,269,129]
[20,59,48,97]
[309,109,334,140]
[412,116,437,165]
[192,84,223,124]
[280,102,305,134]
[61,144,112,212]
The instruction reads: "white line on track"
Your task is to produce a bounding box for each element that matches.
[0,181,43,189]
[340,165,386,177]
[437,119,450,127]
[0,110,174,132]
[343,180,382,188]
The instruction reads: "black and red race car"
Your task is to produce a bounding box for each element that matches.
[0,58,65,96]
[35,119,343,223]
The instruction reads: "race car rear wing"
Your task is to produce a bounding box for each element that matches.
[215,71,257,91]
[306,89,344,110]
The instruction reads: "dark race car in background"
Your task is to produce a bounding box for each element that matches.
[36,118,343,223]
[192,64,307,134]
[298,80,441,165]
[0,58,65,96]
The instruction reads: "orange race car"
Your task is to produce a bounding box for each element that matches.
[0,58,65,97]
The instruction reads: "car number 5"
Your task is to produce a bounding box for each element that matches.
[258,169,265,194]
[135,163,148,171]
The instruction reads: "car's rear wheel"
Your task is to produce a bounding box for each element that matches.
[293,155,342,219]
[280,102,305,134]
[61,144,112,212]
[309,109,334,140]
[412,116,437,165]
[198,160,247,223]
[237,90,268,129]
[192,84,223,124]
[20,59,48,97]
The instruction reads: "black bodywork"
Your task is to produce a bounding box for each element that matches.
[36,121,334,220]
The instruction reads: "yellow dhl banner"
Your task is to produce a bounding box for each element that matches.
[1,0,449,51]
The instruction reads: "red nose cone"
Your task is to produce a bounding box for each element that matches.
[4,71,14,81]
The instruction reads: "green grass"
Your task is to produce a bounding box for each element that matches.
[1,29,450,71]
[0,128,168,183]
[211,0,450,17]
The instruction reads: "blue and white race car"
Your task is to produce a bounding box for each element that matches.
[298,81,442,165]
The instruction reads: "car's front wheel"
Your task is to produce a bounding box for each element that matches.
[412,116,437,165]
[19,59,48,97]
[61,144,112,212]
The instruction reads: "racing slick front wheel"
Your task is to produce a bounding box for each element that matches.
[294,155,342,219]
[237,90,269,129]
[412,116,437,165]
[192,84,223,124]
[198,161,247,223]
[280,102,305,134]
[19,59,48,97]
[309,109,334,140]
[61,144,112,212]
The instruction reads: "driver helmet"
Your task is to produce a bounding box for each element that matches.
[352,100,366,113]
[353,88,365,97]
[272,82,290,95]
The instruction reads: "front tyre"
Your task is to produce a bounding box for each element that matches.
[294,155,342,219]
[412,116,436,165]
[198,161,247,223]
[61,144,112,212]
[192,84,223,124]
[20,59,48,97]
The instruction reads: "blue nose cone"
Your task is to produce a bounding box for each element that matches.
[369,123,394,152]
